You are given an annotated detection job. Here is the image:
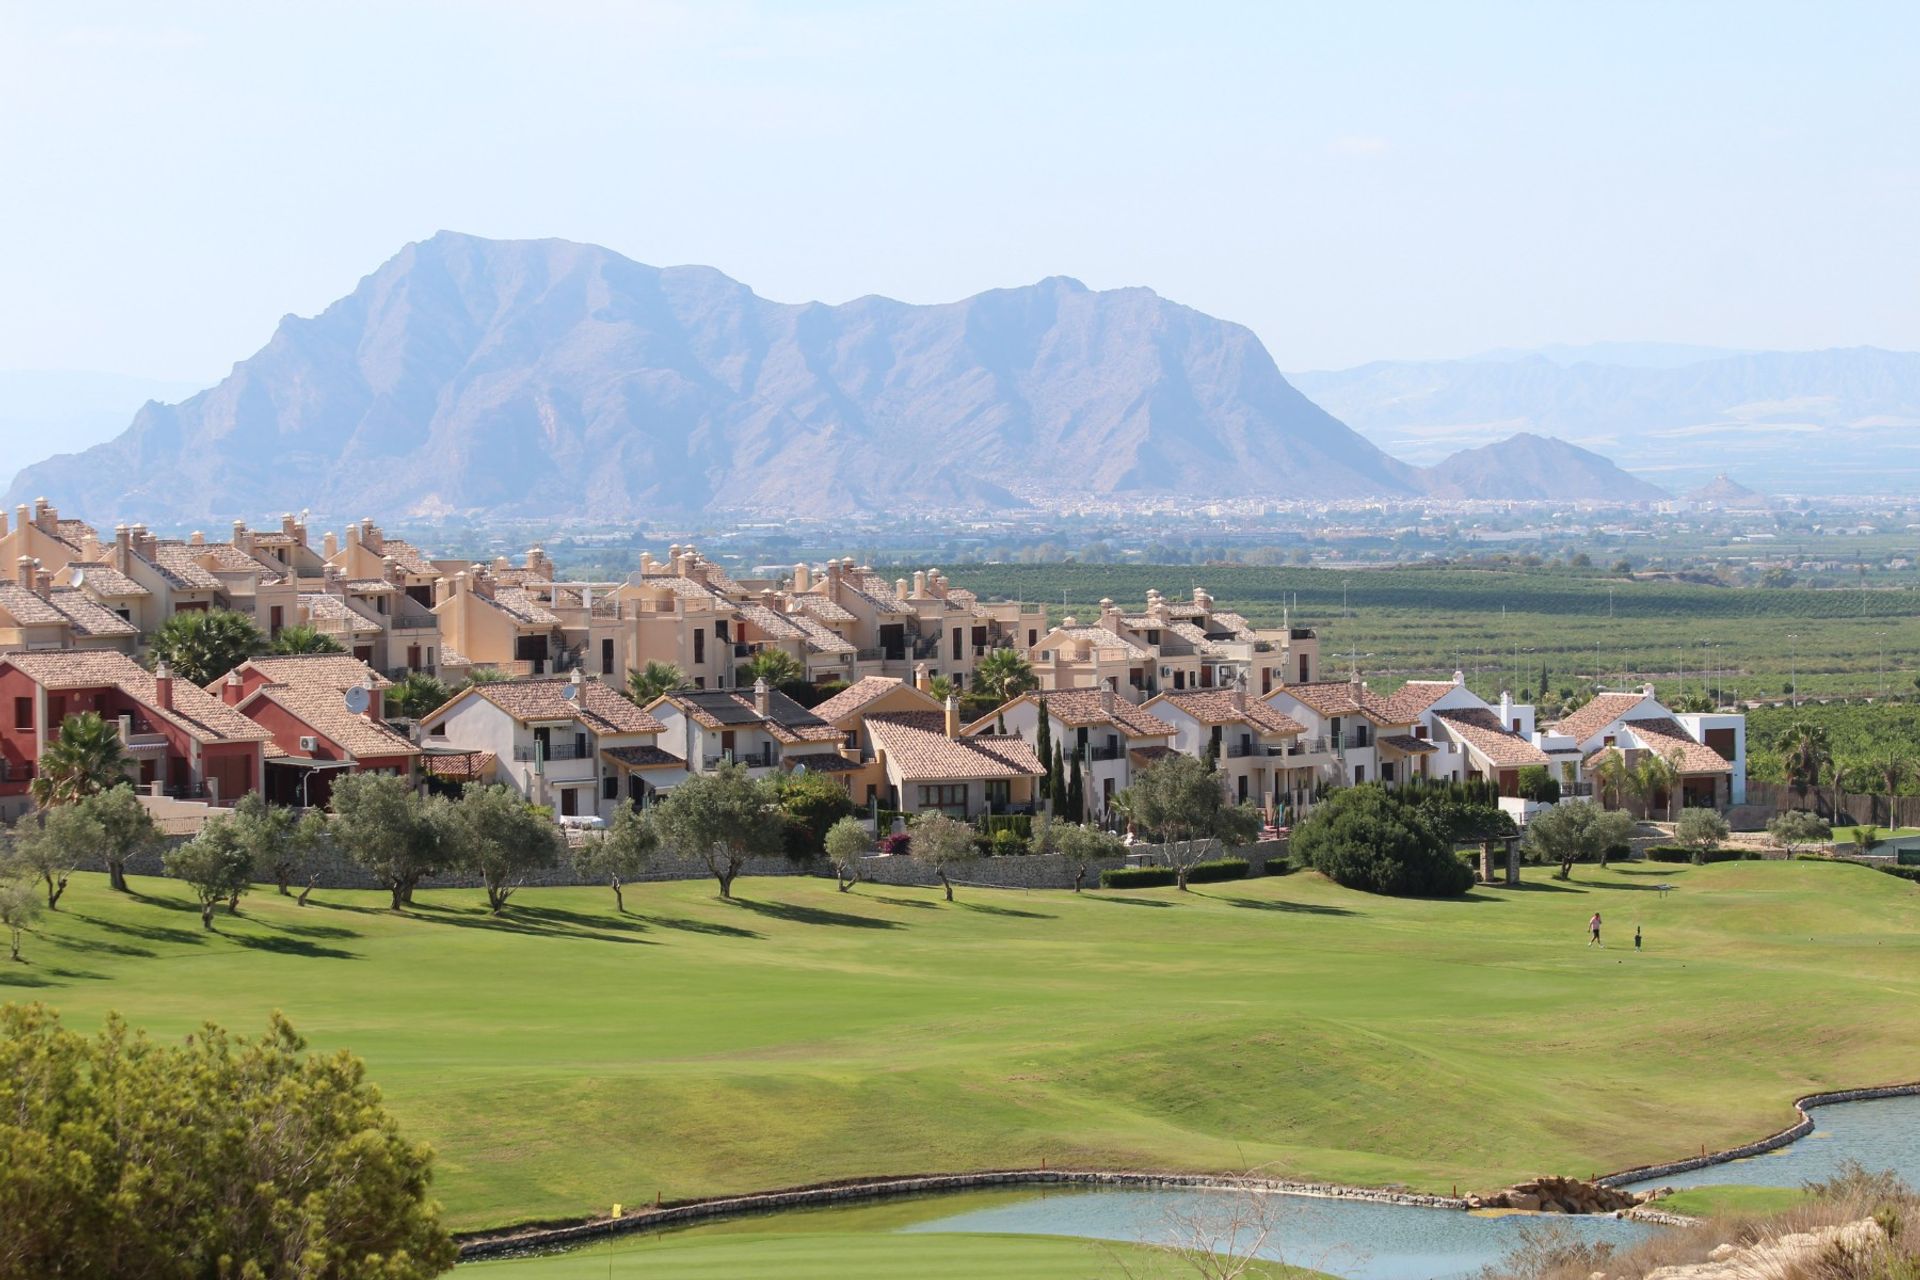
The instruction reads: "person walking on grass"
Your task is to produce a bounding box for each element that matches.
[1634,925,1642,951]
[1588,911,1603,947]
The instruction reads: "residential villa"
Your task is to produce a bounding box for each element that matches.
[1028,589,1319,702]
[0,650,269,821]
[1548,684,1744,809]
[872,698,1045,819]
[646,680,844,777]
[803,674,945,808]
[979,685,1180,823]
[214,654,420,807]
[1142,688,1322,819]
[1264,677,1438,790]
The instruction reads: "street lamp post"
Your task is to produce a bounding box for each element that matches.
[1788,633,1799,707]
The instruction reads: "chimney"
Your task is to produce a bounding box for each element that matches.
[1099,597,1122,630]
[0,510,8,537]
[1642,682,1656,697]
[282,512,299,538]
[384,555,406,586]
[944,694,960,739]
[359,517,378,550]
[153,662,174,711]
[1101,679,1116,717]
[793,562,811,592]
[1500,690,1513,722]
[894,577,909,601]
[1453,669,1466,686]
[113,524,131,572]
[231,520,251,553]
[189,530,206,548]
[323,564,345,591]
[639,550,656,573]
[450,571,468,598]
[13,506,28,538]
[364,678,384,724]
[927,570,946,599]
[33,497,52,532]
[222,671,244,706]
[492,555,511,574]
[825,558,843,596]
[911,570,927,599]
[33,567,51,598]
[753,676,771,718]
[292,519,307,547]
[14,556,32,590]
[914,663,931,693]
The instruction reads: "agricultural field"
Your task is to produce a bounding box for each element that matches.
[930,562,1920,704]
[6,860,1919,1243]
[1746,701,1920,791]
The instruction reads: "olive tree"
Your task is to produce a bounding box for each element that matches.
[8,802,104,909]
[0,1004,456,1277]
[1675,807,1731,855]
[910,813,979,901]
[0,873,41,961]
[439,783,564,914]
[1521,800,1639,881]
[572,805,658,911]
[86,783,162,894]
[649,763,786,899]
[163,818,257,930]
[1115,754,1262,890]
[1053,822,1126,893]
[330,772,444,909]
[1767,809,1831,857]
[821,815,871,892]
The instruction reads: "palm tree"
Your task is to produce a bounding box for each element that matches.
[30,712,130,808]
[1631,750,1681,823]
[148,607,265,685]
[461,667,509,689]
[928,674,956,703]
[974,647,1037,705]
[1591,748,1631,811]
[384,671,452,720]
[268,624,344,655]
[1879,754,1910,799]
[1779,722,1832,798]
[739,648,805,689]
[1832,759,1859,826]
[626,660,687,707]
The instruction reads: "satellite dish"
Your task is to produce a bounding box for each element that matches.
[343,685,371,715]
[793,763,808,777]
[561,682,580,702]
[69,568,85,589]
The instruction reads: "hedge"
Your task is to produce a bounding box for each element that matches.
[1261,857,1295,877]
[1186,858,1250,884]
[1099,866,1177,889]
[1646,844,1761,864]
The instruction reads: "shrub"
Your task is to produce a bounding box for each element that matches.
[1696,847,1762,864]
[1261,856,1294,876]
[878,831,912,857]
[1868,863,1920,882]
[1292,784,1474,897]
[1515,765,1561,804]
[1184,858,1249,884]
[1099,865,1178,889]
[1645,845,1693,862]
[989,828,1026,857]
[1675,807,1730,852]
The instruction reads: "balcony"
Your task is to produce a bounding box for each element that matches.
[512,742,590,763]
[702,748,778,770]
[1339,732,1372,751]
[1086,744,1124,761]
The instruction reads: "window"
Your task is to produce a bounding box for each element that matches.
[603,774,618,800]
[984,780,1010,809]
[1381,761,1396,783]
[13,697,31,731]
[269,605,283,635]
[693,629,705,664]
[1027,629,1037,647]
[715,619,729,642]
[918,784,968,815]
[1353,764,1366,783]
[575,732,588,759]
[1237,775,1248,801]
[601,638,615,675]
[951,628,962,660]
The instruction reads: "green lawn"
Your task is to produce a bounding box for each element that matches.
[1830,826,1920,844]
[6,861,1919,1236]
[1654,1185,1811,1218]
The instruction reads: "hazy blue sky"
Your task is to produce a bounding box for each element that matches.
[2,1,1915,384]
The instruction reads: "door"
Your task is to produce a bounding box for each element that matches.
[559,788,577,817]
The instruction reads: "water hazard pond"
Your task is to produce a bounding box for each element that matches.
[465,1095,1920,1279]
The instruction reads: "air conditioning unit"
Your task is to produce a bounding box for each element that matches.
[298,735,319,752]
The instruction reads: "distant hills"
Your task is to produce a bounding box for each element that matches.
[6,233,1680,522]
[1289,347,1920,493]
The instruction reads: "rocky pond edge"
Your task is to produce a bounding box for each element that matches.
[454,1080,1920,1261]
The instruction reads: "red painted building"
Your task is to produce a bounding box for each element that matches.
[215,654,420,807]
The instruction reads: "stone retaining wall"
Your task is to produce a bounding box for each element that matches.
[1596,1082,1920,1187]
[455,1167,1467,1260]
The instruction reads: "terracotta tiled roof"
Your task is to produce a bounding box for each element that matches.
[790,593,855,625]
[226,654,392,692]
[1615,717,1733,774]
[1379,733,1440,754]
[0,583,71,626]
[1433,708,1551,767]
[0,650,269,745]
[630,574,728,603]
[469,677,664,736]
[781,752,862,773]
[374,541,438,576]
[810,676,933,723]
[1154,690,1305,737]
[147,544,224,591]
[1050,625,1149,660]
[1379,680,1457,722]
[64,562,148,597]
[868,712,1044,782]
[1552,692,1654,745]
[47,589,138,638]
[341,578,397,595]
[786,612,855,655]
[1128,744,1180,763]
[1273,680,1409,726]
[54,519,96,547]
[1210,611,1258,639]
[300,593,382,635]
[486,587,560,626]
[248,684,419,760]
[600,745,685,770]
[424,750,495,779]
[740,604,805,642]
[660,688,840,745]
[197,542,285,581]
[1022,689,1176,739]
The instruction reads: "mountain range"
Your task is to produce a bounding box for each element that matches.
[1290,347,1920,494]
[5,233,1662,522]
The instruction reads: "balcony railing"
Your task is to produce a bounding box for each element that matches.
[1339,732,1372,750]
[512,742,590,763]
[703,749,777,769]
[1086,745,1124,761]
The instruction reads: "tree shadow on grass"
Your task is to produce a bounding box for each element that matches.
[47,929,156,958]
[406,902,656,945]
[1205,893,1356,916]
[1501,879,1586,893]
[70,912,206,947]
[1083,894,1176,907]
[511,904,651,937]
[728,898,901,930]
[868,894,940,910]
[630,913,762,940]
[252,914,359,939]
[229,932,358,960]
[956,900,1054,920]
[0,967,63,988]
